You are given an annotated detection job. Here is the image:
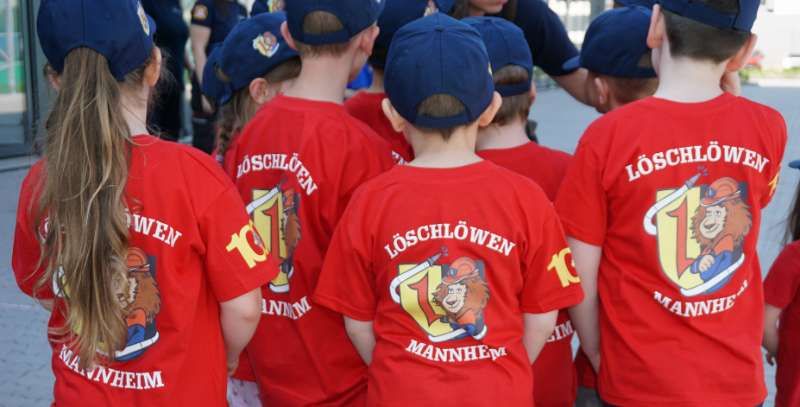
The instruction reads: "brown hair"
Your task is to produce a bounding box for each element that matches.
[216,58,301,156]
[663,0,750,63]
[293,11,351,57]
[492,65,532,126]
[593,52,658,105]
[415,94,468,140]
[788,180,800,243]
[36,47,152,369]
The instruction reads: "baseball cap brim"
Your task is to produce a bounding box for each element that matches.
[562,55,581,72]
[789,160,800,170]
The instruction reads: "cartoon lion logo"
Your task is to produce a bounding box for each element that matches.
[280,190,301,278]
[432,257,489,338]
[689,177,752,286]
[112,247,161,361]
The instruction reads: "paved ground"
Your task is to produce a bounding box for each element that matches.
[0,85,796,406]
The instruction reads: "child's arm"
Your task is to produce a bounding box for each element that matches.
[523,311,559,364]
[763,304,782,366]
[344,317,375,365]
[567,237,602,372]
[220,288,263,375]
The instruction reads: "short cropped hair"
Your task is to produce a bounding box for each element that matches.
[292,11,351,57]
[663,0,750,63]
[415,94,468,140]
[598,51,658,105]
[492,65,533,126]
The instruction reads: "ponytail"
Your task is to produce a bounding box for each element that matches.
[36,48,150,369]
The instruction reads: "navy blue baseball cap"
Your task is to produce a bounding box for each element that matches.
[371,0,455,68]
[658,0,759,32]
[463,16,533,97]
[201,48,227,104]
[563,6,656,78]
[385,13,494,129]
[285,0,384,46]
[208,12,299,105]
[37,0,157,81]
[790,160,800,170]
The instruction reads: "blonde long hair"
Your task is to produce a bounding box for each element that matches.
[36,47,151,369]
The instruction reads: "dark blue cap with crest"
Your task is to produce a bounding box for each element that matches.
[37,0,157,81]
[658,0,759,32]
[385,13,494,129]
[371,0,454,69]
[285,0,384,46]
[463,16,533,97]
[562,6,656,78]
[204,12,299,105]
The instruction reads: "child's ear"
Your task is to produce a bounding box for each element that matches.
[382,98,407,133]
[144,47,162,87]
[358,25,380,56]
[647,5,665,50]
[249,78,271,105]
[593,77,611,113]
[281,22,299,51]
[529,81,537,107]
[725,33,758,72]
[477,91,503,127]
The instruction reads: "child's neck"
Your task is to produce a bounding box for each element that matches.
[122,88,149,136]
[408,126,482,168]
[654,52,727,103]
[365,69,384,93]
[284,56,353,104]
[476,118,529,151]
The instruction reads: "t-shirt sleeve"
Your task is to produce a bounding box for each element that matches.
[520,199,584,313]
[314,191,376,321]
[198,185,278,301]
[764,243,800,309]
[11,164,55,300]
[191,0,214,27]
[514,0,579,77]
[555,128,607,245]
[759,107,787,208]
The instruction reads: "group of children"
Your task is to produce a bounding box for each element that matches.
[11,0,797,406]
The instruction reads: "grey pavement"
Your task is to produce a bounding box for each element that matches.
[0,85,796,406]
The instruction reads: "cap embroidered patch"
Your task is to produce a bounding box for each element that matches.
[193,4,208,20]
[253,32,280,58]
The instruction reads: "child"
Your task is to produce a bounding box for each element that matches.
[763,159,800,407]
[199,12,300,407]
[556,0,787,405]
[561,6,658,114]
[13,0,273,404]
[463,16,577,407]
[229,0,395,404]
[314,13,584,405]
[201,12,301,176]
[558,7,659,406]
[345,0,454,163]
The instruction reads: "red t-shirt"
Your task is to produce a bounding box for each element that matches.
[478,141,577,406]
[314,161,585,406]
[11,135,275,406]
[231,94,395,405]
[764,240,800,407]
[345,91,413,163]
[556,93,787,406]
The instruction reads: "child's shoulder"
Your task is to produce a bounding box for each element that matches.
[133,135,233,191]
